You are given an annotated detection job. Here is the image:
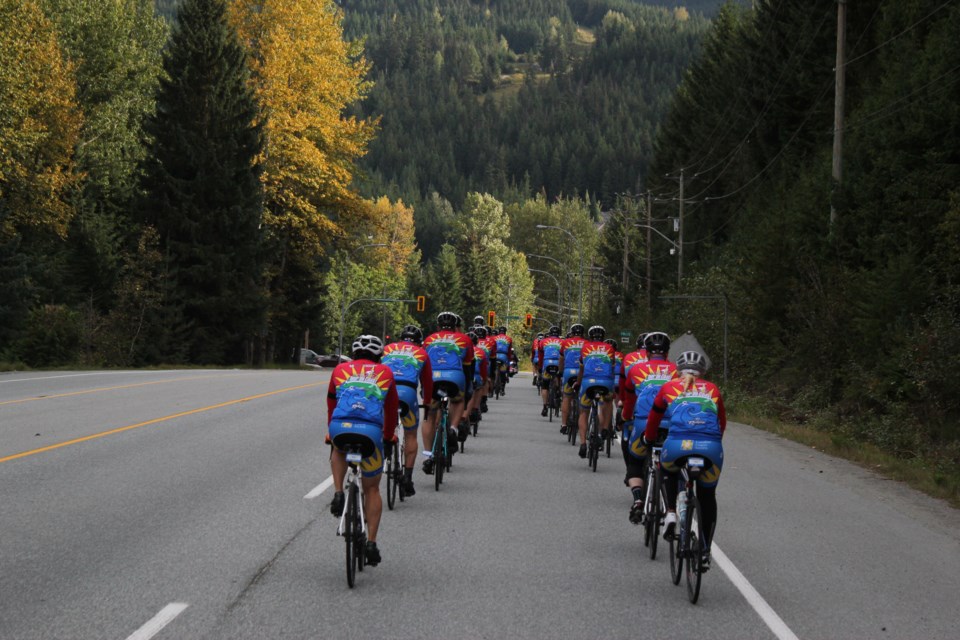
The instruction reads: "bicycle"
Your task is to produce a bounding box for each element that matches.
[667,456,710,603]
[642,428,669,559]
[545,367,561,422]
[336,445,367,588]
[385,435,404,510]
[429,388,454,491]
[583,387,605,472]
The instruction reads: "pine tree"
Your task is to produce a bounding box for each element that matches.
[141,0,264,364]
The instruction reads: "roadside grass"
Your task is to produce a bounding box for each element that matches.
[730,401,960,509]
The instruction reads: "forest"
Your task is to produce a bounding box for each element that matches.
[1,1,956,485]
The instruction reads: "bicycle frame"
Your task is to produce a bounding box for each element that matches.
[337,455,367,538]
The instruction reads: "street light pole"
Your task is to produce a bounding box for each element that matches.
[535,225,583,323]
[526,253,570,326]
[338,242,386,357]
[528,267,562,323]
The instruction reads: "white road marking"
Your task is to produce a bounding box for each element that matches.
[713,545,800,640]
[304,475,334,499]
[125,603,189,640]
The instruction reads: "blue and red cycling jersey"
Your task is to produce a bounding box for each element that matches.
[423,330,474,371]
[495,335,514,362]
[560,336,586,379]
[621,348,648,377]
[621,358,678,424]
[579,341,617,381]
[326,360,399,441]
[381,340,433,402]
[646,377,726,442]
[538,337,563,371]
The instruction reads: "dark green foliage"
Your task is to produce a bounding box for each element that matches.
[346,1,710,211]
[642,0,960,460]
[141,0,265,364]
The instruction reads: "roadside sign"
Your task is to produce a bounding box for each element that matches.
[621,337,630,344]
[620,330,632,338]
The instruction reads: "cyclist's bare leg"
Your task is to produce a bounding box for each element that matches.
[421,410,437,455]
[600,401,613,433]
[403,429,417,471]
[562,394,571,425]
[578,403,590,442]
[449,398,466,429]
[361,475,382,542]
[330,449,347,492]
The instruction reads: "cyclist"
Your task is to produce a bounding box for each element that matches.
[559,323,587,433]
[643,350,726,568]
[606,338,624,431]
[621,332,649,375]
[621,331,677,523]
[531,332,545,388]
[537,326,564,417]
[480,326,498,411]
[381,325,433,497]
[465,329,488,435]
[576,325,616,458]
[494,326,514,393]
[326,334,398,566]
[421,312,474,474]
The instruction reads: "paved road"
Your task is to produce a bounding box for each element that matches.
[1,370,958,639]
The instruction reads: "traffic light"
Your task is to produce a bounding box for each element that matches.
[416,295,426,312]
[525,313,533,328]
[487,310,496,326]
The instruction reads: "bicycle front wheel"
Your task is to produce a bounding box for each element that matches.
[685,493,704,603]
[345,482,357,588]
[669,497,683,586]
[588,408,599,472]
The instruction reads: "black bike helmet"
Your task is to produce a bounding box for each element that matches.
[473,315,485,326]
[454,313,463,328]
[548,325,561,337]
[467,330,479,346]
[498,326,507,334]
[474,325,487,339]
[588,325,605,341]
[400,324,423,345]
[570,323,585,337]
[676,350,707,374]
[604,338,618,350]
[437,311,457,330]
[635,332,648,349]
[536,332,545,340]
[351,334,384,360]
[644,331,671,355]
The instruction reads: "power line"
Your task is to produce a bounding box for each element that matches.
[839,0,958,69]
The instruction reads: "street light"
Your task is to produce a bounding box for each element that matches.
[526,253,570,325]
[528,267,562,324]
[535,225,583,323]
[338,242,386,357]
[635,223,682,289]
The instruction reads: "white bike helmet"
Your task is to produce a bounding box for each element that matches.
[351,335,384,358]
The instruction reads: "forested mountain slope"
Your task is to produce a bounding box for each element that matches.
[632,0,960,480]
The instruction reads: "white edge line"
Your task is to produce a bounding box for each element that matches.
[0,370,249,384]
[713,545,800,640]
[125,602,189,640]
[304,475,334,500]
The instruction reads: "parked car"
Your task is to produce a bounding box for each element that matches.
[297,348,320,365]
[317,353,352,368]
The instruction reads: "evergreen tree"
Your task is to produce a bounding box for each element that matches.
[141,0,264,364]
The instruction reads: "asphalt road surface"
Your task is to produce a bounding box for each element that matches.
[1,369,958,639]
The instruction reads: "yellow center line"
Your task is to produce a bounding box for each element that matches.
[0,382,325,464]
[0,373,252,407]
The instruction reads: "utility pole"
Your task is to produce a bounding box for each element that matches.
[831,0,847,228]
[621,208,629,299]
[646,190,652,315]
[678,168,685,289]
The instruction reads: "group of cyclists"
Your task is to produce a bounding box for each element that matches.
[532,324,726,570]
[325,310,726,575]
[325,312,516,566]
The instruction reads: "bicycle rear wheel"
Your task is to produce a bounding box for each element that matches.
[685,494,704,603]
[433,425,444,491]
[642,458,655,549]
[588,407,599,472]
[398,446,406,502]
[648,464,663,560]
[386,444,399,510]
[669,493,683,585]
[345,481,357,588]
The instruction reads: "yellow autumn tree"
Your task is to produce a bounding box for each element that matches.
[367,196,416,272]
[228,0,378,256]
[0,0,80,239]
